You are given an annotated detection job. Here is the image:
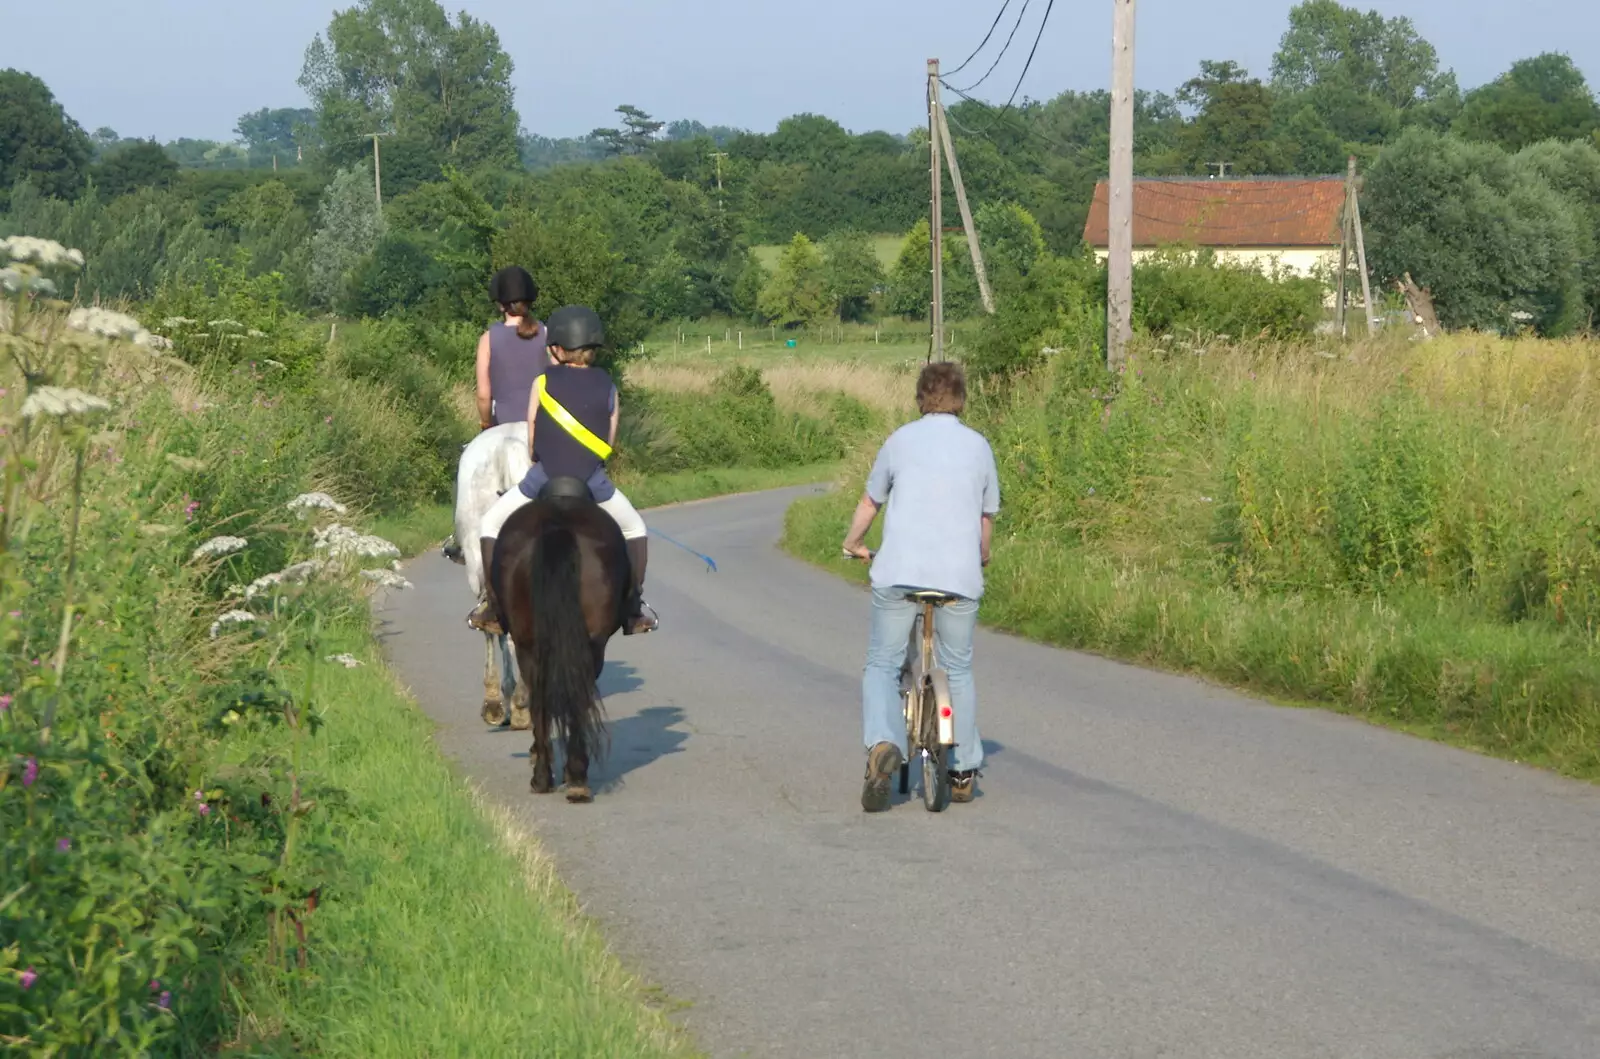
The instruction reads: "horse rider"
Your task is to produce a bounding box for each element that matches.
[477,264,550,432]
[842,361,999,810]
[468,305,660,637]
[448,265,552,579]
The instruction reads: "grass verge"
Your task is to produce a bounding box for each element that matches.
[230,617,701,1057]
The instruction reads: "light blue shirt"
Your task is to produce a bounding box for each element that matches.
[865,413,1001,601]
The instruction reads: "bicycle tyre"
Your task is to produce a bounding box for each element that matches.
[919,686,951,812]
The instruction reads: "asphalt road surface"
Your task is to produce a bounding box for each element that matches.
[378,486,1600,1059]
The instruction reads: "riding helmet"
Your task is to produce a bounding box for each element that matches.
[545,305,606,351]
[488,265,538,305]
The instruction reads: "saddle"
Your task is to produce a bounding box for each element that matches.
[538,475,594,503]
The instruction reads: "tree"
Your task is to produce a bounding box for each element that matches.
[218,179,313,278]
[0,69,92,204]
[975,201,1047,281]
[308,164,385,308]
[492,209,647,360]
[592,105,664,156]
[1361,128,1584,334]
[90,141,179,199]
[1514,139,1600,327]
[1271,2,1455,111]
[299,0,520,172]
[1456,54,1600,152]
[758,233,830,327]
[821,230,884,322]
[886,219,934,319]
[235,107,316,158]
[1174,63,1286,175]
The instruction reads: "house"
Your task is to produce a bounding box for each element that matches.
[1082,176,1346,284]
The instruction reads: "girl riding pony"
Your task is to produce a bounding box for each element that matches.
[469,305,658,637]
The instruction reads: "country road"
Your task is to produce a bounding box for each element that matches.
[377,485,1600,1059]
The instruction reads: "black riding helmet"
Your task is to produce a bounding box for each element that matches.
[545,305,605,352]
[488,265,538,306]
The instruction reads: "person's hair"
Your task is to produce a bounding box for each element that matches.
[500,300,540,340]
[916,362,967,415]
[550,343,598,366]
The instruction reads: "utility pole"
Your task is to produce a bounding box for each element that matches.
[1337,156,1354,336]
[1350,157,1376,336]
[933,89,995,314]
[1206,161,1232,179]
[1107,0,1137,372]
[928,58,945,362]
[370,133,385,219]
[711,151,728,212]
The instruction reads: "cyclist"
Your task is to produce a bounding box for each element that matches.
[842,361,999,811]
[470,305,658,637]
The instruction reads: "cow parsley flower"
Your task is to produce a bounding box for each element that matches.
[1,236,83,270]
[287,492,348,517]
[135,331,174,351]
[67,306,151,342]
[314,524,400,561]
[208,610,258,639]
[325,653,363,668]
[192,536,248,560]
[361,568,412,589]
[20,386,112,419]
[243,560,324,601]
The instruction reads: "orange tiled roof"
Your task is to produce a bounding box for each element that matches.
[1082,177,1345,249]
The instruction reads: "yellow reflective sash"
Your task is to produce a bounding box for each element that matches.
[536,374,613,460]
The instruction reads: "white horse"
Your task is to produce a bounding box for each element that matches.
[450,421,533,729]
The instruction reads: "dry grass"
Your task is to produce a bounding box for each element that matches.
[626,360,914,417]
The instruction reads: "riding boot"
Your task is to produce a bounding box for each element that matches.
[623,537,658,635]
[467,538,505,636]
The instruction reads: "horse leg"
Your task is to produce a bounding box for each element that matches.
[480,632,507,727]
[510,675,531,731]
[529,693,555,795]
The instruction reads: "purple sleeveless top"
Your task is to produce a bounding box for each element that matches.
[486,321,548,426]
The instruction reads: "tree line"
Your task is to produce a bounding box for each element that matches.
[3,0,1600,351]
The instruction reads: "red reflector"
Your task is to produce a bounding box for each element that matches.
[940,706,953,718]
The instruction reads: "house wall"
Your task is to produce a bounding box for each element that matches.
[1091,245,1344,307]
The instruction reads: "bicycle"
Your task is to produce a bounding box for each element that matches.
[846,550,959,813]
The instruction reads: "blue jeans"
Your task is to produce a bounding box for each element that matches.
[862,586,983,773]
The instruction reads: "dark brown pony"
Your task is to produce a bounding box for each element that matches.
[486,477,630,802]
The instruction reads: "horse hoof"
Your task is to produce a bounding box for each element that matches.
[531,775,555,795]
[565,786,593,804]
[509,706,531,731]
[481,700,507,727]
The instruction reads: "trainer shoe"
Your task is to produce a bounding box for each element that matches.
[949,769,979,803]
[861,742,904,813]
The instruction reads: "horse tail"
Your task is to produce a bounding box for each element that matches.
[528,522,606,759]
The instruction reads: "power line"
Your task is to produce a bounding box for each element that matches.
[1001,0,1056,111]
[950,0,1033,94]
[944,0,1015,79]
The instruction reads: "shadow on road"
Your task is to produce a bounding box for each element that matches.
[593,705,690,793]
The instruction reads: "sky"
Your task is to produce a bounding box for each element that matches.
[4,0,1599,144]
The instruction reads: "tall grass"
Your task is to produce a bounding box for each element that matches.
[784,334,1600,779]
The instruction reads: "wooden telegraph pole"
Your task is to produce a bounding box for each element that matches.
[1351,159,1376,335]
[1107,0,1137,372]
[1339,155,1376,336]
[371,133,385,219]
[933,85,995,315]
[928,59,946,361]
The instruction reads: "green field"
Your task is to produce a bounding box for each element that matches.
[751,232,906,273]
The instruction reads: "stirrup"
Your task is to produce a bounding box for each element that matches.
[625,601,659,635]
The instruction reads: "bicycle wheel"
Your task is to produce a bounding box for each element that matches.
[919,687,951,813]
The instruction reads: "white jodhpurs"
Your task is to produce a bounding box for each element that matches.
[477,484,648,542]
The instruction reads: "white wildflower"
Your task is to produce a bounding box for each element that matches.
[165,453,207,473]
[208,610,258,639]
[208,318,244,331]
[162,317,197,329]
[28,276,57,296]
[314,524,400,561]
[243,559,324,601]
[135,331,174,351]
[262,358,285,370]
[21,386,112,419]
[325,653,364,668]
[0,236,84,271]
[361,568,412,590]
[247,329,268,339]
[287,492,348,516]
[67,306,150,342]
[192,535,248,560]
[0,267,21,293]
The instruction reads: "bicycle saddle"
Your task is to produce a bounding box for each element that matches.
[906,590,961,604]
